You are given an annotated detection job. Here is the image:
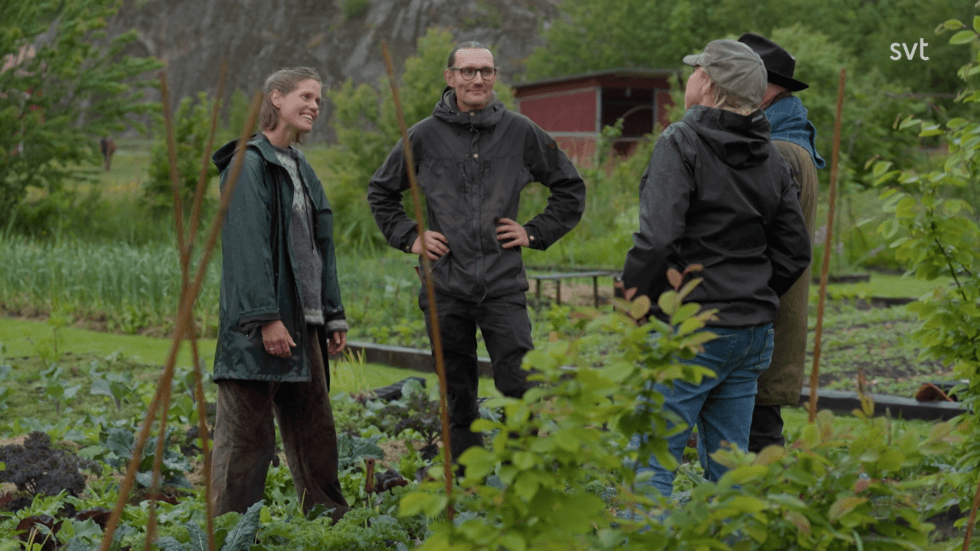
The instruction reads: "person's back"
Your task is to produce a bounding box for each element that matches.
[648,105,807,327]
[620,39,811,499]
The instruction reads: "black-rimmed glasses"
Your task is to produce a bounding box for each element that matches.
[449,66,498,80]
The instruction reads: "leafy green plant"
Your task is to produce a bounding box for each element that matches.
[396,265,956,549]
[96,426,192,490]
[397,268,714,549]
[870,13,980,541]
[363,379,442,461]
[677,407,957,549]
[88,366,139,411]
[220,89,252,144]
[39,364,82,417]
[531,121,654,268]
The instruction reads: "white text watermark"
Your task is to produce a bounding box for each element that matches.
[890,39,929,60]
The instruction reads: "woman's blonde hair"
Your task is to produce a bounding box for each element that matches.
[258,67,322,143]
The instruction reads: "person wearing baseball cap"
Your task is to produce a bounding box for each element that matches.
[621,39,811,499]
[737,32,824,456]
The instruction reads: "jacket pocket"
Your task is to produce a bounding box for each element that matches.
[418,251,453,285]
[429,251,452,273]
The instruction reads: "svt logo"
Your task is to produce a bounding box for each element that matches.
[890,39,930,60]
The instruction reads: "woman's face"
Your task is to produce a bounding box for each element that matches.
[272,79,321,135]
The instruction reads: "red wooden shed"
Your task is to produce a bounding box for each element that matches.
[514,68,680,164]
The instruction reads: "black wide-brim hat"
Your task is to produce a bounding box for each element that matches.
[737,33,808,91]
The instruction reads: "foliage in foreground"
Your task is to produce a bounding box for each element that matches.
[0,0,161,225]
[872,15,980,541]
[402,270,959,550]
[0,274,960,549]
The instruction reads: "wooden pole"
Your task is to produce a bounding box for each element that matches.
[381,42,455,519]
[808,68,847,422]
[963,473,980,550]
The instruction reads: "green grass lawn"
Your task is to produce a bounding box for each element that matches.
[825,271,955,298]
[0,317,449,427]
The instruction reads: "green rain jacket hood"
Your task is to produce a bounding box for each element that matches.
[211,134,345,382]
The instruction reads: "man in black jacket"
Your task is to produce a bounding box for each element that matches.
[621,39,810,498]
[368,42,586,460]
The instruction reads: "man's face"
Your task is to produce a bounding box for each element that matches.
[445,48,496,112]
[684,67,713,110]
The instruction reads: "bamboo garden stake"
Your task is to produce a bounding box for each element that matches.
[99,84,263,551]
[808,68,846,422]
[381,41,456,520]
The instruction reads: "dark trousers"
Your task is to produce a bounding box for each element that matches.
[419,290,535,460]
[748,404,785,453]
[211,326,349,520]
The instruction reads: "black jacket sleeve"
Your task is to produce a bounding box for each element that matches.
[521,124,586,250]
[367,137,420,253]
[765,163,811,296]
[621,127,693,302]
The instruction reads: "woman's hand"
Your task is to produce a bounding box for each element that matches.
[261,320,296,358]
[328,331,347,356]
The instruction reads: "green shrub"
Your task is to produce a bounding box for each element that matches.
[531,122,654,268]
[399,269,952,548]
[145,92,219,220]
[0,0,161,217]
[220,88,253,144]
[871,15,980,538]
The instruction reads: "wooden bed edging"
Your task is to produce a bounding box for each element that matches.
[335,341,966,421]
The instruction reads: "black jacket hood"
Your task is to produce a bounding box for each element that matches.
[433,87,505,130]
[685,105,772,168]
[621,103,810,328]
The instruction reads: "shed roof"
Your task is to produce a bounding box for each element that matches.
[513,68,682,94]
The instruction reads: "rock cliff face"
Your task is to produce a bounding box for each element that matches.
[107,0,558,140]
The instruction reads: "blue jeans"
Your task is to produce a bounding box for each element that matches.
[640,324,774,498]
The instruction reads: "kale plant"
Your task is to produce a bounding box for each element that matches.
[0,431,100,510]
[365,379,442,460]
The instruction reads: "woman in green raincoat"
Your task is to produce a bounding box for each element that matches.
[210,67,349,520]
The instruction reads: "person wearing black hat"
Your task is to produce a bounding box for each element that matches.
[737,32,825,453]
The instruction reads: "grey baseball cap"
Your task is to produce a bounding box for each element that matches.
[683,39,767,108]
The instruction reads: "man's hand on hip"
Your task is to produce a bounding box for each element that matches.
[496,218,529,249]
[412,231,449,260]
[261,320,296,358]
